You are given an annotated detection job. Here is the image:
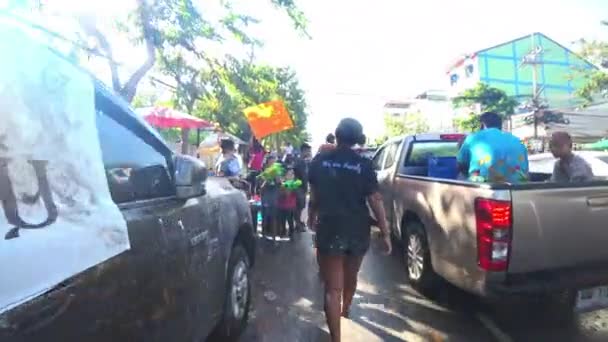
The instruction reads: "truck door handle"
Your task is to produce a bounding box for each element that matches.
[587,197,608,207]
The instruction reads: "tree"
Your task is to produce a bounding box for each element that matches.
[78,0,308,103]
[575,20,608,104]
[452,83,518,132]
[193,59,310,147]
[375,112,430,145]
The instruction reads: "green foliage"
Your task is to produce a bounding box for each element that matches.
[576,71,608,104]
[452,83,518,132]
[375,112,430,145]
[189,59,310,145]
[77,0,308,102]
[575,21,608,105]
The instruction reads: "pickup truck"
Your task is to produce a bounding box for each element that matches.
[0,79,256,342]
[374,132,608,315]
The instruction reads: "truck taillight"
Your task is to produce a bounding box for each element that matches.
[475,198,512,272]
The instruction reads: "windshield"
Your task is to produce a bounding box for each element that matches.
[406,141,460,167]
[2,1,608,342]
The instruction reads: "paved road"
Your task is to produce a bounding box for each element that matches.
[239,229,608,342]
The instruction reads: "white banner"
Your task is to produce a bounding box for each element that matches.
[0,19,129,314]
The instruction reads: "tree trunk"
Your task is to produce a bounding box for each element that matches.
[118,0,157,102]
[181,129,189,155]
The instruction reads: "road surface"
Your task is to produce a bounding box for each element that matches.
[239,230,608,342]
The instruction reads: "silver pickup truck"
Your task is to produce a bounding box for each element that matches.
[375,133,608,315]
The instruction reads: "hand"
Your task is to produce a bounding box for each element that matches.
[382,232,392,255]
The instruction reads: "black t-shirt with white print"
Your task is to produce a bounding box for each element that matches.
[308,146,378,228]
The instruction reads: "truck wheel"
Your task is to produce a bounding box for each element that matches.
[404,221,439,293]
[213,244,251,341]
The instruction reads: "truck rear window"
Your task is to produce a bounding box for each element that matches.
[405,141,459,167]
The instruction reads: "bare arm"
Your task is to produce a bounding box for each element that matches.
[307,187,318,230]
[367,191,389,236]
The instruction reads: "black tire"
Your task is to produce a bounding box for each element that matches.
[213,244,251,341]
[403,221,440,294]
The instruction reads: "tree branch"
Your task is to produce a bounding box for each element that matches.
[88,28,122,92]
[120,0,157,103]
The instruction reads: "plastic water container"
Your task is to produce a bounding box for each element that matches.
[428,156,458,179]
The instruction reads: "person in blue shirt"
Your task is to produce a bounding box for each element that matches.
[457,112,529,183]
[216,139,242,178]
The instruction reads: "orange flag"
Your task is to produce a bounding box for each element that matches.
[243,100,294,140]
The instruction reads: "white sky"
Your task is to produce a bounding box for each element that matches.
[8,0,608,146]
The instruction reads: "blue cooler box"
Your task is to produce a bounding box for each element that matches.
[428,156,458,179]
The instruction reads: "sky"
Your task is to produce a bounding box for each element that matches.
[6,0,608,146]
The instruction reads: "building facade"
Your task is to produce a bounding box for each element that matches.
[384,89,454,132]
[446,32,597,110]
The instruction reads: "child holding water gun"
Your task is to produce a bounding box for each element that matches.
[277,168,302,240]
[259,155,283,242]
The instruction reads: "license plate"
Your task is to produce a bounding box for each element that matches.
[575,286,608,312]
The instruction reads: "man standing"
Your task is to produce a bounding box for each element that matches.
[293,143,312,231]
[308,118,391,342]
[216,139,241,178]
[458,112,529,183]
[549,131,594,182]
[317,133,336,155]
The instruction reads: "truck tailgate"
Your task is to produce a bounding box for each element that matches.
[508,185,608,274]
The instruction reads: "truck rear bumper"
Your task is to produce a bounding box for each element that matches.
[486,263,608,297]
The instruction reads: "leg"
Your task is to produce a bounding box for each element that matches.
[341,254,365,318]
[278,209,287,238]
[318,254,344,342]
[287,210,295,239]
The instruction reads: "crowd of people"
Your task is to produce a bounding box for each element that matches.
[208,112,595,342]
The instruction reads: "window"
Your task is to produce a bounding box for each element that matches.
[405,141,459,167]
[96,106,174,203]
[372,146,387,171]
[450,74,459,86]
[465,64,474,77]
[383,142,400,169]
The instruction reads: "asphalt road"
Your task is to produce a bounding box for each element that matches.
[239,229,608,342]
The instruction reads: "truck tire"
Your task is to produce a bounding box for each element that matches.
[404,221,440,294]
[213,244,251,341]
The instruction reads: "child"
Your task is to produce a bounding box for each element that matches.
[277,168,301,240]
[259,156,282,241]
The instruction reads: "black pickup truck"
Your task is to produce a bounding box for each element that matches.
[0,81,256,342]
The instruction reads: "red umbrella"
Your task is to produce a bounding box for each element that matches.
[135,106,216,129]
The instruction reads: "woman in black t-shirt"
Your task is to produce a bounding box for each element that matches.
[308,118,392,342]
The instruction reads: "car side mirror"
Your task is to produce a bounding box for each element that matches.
[174,154,208,199]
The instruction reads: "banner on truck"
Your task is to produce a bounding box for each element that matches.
[0,18,129,314]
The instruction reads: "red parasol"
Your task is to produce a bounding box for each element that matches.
[135,106,217,130]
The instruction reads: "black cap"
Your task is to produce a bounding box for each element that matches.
[335,118,365,146]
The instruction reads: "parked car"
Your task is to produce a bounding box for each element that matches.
[529,151,608,177]
[0,81,256,342]
[374,133,608,317]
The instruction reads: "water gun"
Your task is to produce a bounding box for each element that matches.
[258,162,284,182]
[282,179,302,191]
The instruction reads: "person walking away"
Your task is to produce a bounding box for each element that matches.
[457,112,529,183]
[277,168,301,240]
[259,156,282,242]
[308,118,392,342]
[247,138,266,196]
[549,131,594,182]
[294,143,312,231]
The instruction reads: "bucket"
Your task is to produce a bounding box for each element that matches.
[428,156,458,179]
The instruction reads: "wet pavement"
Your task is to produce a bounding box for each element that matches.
[239,229,608,342]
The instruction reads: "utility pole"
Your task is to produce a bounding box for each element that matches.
[521,33,545,139]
